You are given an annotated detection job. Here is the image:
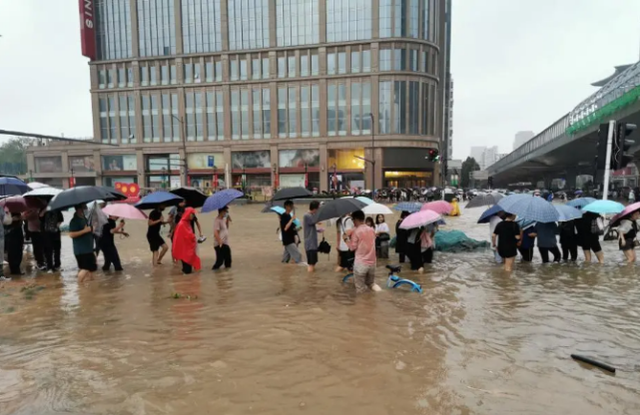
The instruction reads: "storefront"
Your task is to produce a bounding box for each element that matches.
[383,147,436,188]
[102,154,140,188]
[187,153,226,191]
[144,154,180,189]
[231,151,271,190]
[278,149,320,191]
[327,149,365,192]
[69,156,95,173]
[34,156,62,173]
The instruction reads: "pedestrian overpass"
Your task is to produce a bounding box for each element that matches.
[486,60,640,188]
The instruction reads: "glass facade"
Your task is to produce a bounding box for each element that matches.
[182,0,222,53]
[228,0,269,50]
[276,0,319,47]
[379,0,433,40]
[138,0,176,57]
[326,0,372,42]
[95,0,132,60]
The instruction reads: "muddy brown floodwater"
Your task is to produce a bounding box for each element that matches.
[1,204,640,415]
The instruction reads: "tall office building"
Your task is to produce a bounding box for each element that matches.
[513,130,534,150]
[27,0,448,192]
[469,145,498,170]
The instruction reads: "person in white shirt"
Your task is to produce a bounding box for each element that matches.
[375,214,391,258]
[336,215,354,272]
[489,211,505,263]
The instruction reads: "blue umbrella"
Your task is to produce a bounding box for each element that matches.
[497,194,559,223]
[134,191,183,210]
[567,197,596,209]
[0,177,30,196]
[201,189,244,213]
[477,204,504,224]
[554,204,583,222]
[393,202,423,213]
[269,206,301,227]
[581,200,625,215]
[517,217,536,230]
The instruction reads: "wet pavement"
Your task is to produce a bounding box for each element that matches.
[1,204,639,415]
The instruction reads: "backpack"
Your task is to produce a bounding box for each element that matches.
[591,217,605,235]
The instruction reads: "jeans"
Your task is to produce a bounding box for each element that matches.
[539,246,561,263]
[101,243,123,271]
[43,232,61,270]
[281,243,302,264]
[212,244,232,269]
[30,232,45,268]
[561,243,578,261]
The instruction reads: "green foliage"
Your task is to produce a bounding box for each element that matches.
[461,157,480,188]
[0,138,31,175]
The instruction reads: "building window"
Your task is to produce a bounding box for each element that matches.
[379,81,392,134]
[107,68,115,88]
[409,80,419,134]
[327,83,346,136]
[206,91,216,140]
[150,65,157,86]
[327,52,336,75]
[379,49,392,71]
[151,95,160,142]
[351,51,360,73]
[288,87,297,137]
[172,94,180,141]
[262,88,271,138]
[182,0,222,53]
[300,54,309,77]
[351,81,372,135]
[252,58,261,80]
[128,95,136,143]
[262,57,270,79]
[240,58,248,80]
[327,85,336,136]
[184,63,193,83]
[326,0,372,42]
[301,85,310,137]
[194,62,201,83]
[162,94,172,143]
[288,55,296,78]
[99,97,108,143]
[394,48,406,70]
[409,49,418,71]
[142,95,151,143]
[423,0,431,41]
[95,0,132,60]
[241,90,249,139]
[337,84,346,136]
[228,0,269,50]
[394,80,407,134]
[278,87,287,138]
[362,49,371,72]
[252,89,262,139]
[98,70,106,89]
[108,96,117,144]
[127,67,134,87]
[215,61,222,81]
[338,51,347,74]
[138,0,176,57]
[379,0,392,38]
[170,64,177,84]
[311,84,320,136]
[231,90,240,139]
[185,91,203,142]
[119,95,129,143]
[206,62,214,82]
[311,52,319,76]
[118,68,126,87]
[205,59,221,82]
[276,0,320,47]
[380,0,421,39]
[230,59,239,81]
[161,63,169,85]
[278,56,286,78]
[409,0,419,38]
[216,91,225,140]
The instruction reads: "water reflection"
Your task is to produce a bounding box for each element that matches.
[0,205,639,414]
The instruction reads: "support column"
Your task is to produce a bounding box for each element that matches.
[137,149,145,187]
[173,0,183,54]
[130,0,139,57]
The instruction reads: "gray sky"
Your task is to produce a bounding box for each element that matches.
[1,0,640,157]
[452,0,640,159]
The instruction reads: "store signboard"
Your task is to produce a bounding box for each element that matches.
[279,149,320,168]
[232,151,270,169]
[187,153,225,169]
[69,156,95,172]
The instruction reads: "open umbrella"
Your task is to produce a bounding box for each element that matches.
[399,209,442,230]
[23,186,63,200]
[393,201,423,213]
[311,198,367,224]
[477,204,504,224]
[102,204,148,220]
[421,200,453,215]
[609,201,640,227]
[268,205,301,227]
[48,186,127,211]
[581,200,625,215]
[497,194,559,223]
[0,195,44,211]
[0,177,30,196]
[170,187,208,208]
[27,182,50,190]
[134,191,184,210]
[272,187,312,201]
[554,204,583,222]
[465,192,504,208]
[362,202,394,215]
[567,197,597,209]
[202,189,244,213]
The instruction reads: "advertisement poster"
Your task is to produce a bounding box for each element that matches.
[187,153,225,169]
[232,151,270,169]
[278,149,320,168]
[102,155,138,171]
[279,174,306,188]
[35,157,63,173]
[69,156,95,172]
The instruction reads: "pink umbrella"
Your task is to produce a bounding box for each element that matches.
[399,209,442,230]
[421,200,453,215]
[102,204,148,220]
[609,202,640,227]
[0,195,44,212]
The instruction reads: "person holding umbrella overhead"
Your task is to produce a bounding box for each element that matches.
[281,200,303,264]
[147,205,170,266]
[68,204,98,282]
[303,201,321,273]
[41,209,64,272]
[492,213,520,272]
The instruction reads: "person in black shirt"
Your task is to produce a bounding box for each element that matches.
[395,211,410,263]
[559,220,578,261]
[281,200,302,264]
[492,213,520,272]
[147,205,169,266]
[41,210,64,271]
[100,216,128,271]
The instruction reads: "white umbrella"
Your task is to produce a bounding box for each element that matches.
[23,187,63,198]
[27,182,49,189]
[362,202,393,215]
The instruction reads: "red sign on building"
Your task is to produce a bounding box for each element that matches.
[79,0,96,60]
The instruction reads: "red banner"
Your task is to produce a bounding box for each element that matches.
[304,172,309,188]
[213,173,219,189]
[69,177,76,188]
[274,173,279,189]
[79,0,96,60]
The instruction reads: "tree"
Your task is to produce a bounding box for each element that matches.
[461,157,480,188]
[0,138,32,176]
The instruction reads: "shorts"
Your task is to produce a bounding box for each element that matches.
[498,247,517,259]
[147,234,165,252]
[339,250,355,269]
[306,250,318,265]
[75,253,97,272]
[620,238,636,251]
[581,237,602,253]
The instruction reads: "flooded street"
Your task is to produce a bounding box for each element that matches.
[1,204,639,415]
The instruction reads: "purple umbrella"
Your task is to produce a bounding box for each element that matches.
[609,202,640,227]
[201,189,244,213]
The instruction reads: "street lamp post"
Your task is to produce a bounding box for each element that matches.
[171,115,188,186]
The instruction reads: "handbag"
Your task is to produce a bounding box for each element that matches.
[318,238,331,254]
[378,233,391,242]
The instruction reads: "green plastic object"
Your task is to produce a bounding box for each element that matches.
[434,230,490,253]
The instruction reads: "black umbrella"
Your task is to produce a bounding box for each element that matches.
[311,198,367,224]
[272,187,312,201]
[170,187,208,208]
[47,186,127,211]
[465,192,504,209]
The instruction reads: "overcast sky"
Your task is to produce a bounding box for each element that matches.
[1,0,640,158]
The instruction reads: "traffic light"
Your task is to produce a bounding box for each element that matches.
[595,123,610,170]
[426,148,440,162]
[612,122,637,170]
